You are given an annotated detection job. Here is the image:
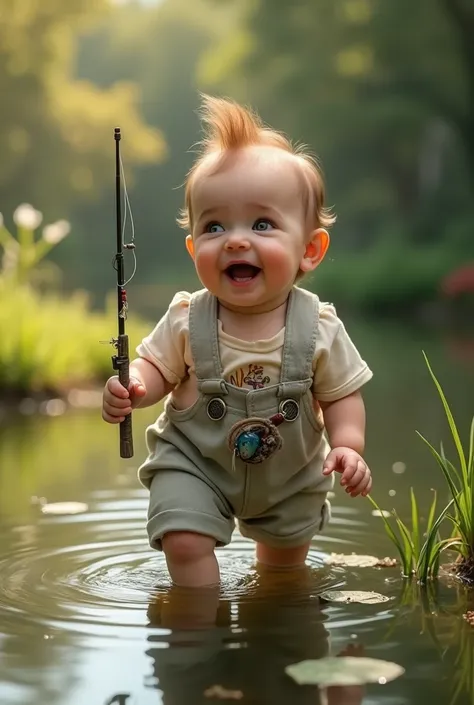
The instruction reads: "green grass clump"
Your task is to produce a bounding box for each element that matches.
[0,280,149,395]
[369,490,457,583]
[417,353,474,573]
[370,352,472,583]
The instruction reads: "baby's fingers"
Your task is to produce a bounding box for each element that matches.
[108,376,130,399]
[347,471,372,497]
[339,457,360,486]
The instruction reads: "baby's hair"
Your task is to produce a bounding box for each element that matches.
[177,93,336,233]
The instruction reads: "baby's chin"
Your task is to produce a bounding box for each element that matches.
[216,283,294,314]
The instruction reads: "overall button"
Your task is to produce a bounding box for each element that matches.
[279,399,299,422]
[207,397,227,420]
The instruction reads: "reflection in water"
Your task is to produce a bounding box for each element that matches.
[145,569,366,705]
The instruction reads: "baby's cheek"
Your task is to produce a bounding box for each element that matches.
[264,243,298,276]
[195,247,218,279]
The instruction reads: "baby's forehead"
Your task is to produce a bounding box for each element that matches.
[191,146,304,207]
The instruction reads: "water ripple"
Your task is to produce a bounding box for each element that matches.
[0,490,393,641]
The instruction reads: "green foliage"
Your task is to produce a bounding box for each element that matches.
[417,353,474,562]
[0,206,149,395]
[0,0,164,222]
[309,238,463,313]
[368,490,457,583]
[0,281,149,395]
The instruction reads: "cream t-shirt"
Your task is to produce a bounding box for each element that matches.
[137,291,372,409]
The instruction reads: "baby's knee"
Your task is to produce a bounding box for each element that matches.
[162,531,216,564]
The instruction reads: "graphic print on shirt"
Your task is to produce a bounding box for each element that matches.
[229,364,271,389]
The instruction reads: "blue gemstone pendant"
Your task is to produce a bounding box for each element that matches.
[235,431,261,460]
[228,417,284,464]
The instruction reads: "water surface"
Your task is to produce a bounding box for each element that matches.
[1,316,473,705]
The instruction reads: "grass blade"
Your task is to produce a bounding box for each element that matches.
[422,351,468,482]
[468,416,474,477]
[418,498,455,582]
[410,487,420,557]
[393,512,414,576]
[367,496,411,574]
[417,432,465,524]
[469,417,474,546]
[426,489,437,534]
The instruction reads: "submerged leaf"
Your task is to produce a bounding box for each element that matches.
[325,553,397,568]
[204,685,243,700]
[285,656,404,686]
[326,554,379,567]
[320,590,390,604]
[41,501,88,515]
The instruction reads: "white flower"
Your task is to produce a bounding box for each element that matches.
[42,220,71,244]
[13,203,43,230]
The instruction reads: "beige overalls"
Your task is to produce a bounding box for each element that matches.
[139,286,334,550]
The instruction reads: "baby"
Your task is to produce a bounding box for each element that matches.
[102,95,373,588]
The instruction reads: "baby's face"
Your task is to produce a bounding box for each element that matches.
[188,146,312,314]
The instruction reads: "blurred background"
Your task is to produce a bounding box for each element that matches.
[1,0,474,399]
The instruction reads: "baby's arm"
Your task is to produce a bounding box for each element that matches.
[319,392,372,497]
[102,357,174,423]
[319,391,365,454]
[129,357,175,409]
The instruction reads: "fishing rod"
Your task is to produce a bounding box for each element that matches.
[111,127,135,458]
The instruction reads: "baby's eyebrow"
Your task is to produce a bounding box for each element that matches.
[196,205,229,221]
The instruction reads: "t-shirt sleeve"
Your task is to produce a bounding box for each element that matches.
[312,303,373,402]
[135,291,192,385]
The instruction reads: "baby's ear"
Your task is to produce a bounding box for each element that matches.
[300,229,330,272]
[185,234,194,259]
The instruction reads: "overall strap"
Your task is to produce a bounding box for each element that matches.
[189,290,227,394]
[279,286,319,393]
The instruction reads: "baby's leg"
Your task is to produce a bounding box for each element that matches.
[146,468,234,588]
[163,531,219,587]
[239,487,330,570]
[255,541,311,567]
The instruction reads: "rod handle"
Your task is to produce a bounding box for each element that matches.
[113,335,134,458]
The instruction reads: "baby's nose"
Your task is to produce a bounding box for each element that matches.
[224,231,251,250]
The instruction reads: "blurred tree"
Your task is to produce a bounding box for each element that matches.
[0,0,164,225]
[69,0,234,302]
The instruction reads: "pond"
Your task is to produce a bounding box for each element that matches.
[0,315,473,705]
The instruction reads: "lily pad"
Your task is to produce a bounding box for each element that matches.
[320,590,390,604]
[325,553,397,569]
[285,656,404,687]
[41,501,88,515]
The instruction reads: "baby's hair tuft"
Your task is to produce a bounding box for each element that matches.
[177,94,335,233]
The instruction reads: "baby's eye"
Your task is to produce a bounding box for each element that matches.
[253,219,274,232]
[205,222,225,234]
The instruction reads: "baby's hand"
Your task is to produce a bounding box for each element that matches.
[322,447,372,497]
[102,375,146,424]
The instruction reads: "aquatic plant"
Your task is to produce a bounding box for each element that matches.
[371,353,473,584]
[368,490,456,583]
[417,352,474,583]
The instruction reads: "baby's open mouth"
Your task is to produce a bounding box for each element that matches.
[225,263,262,283]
